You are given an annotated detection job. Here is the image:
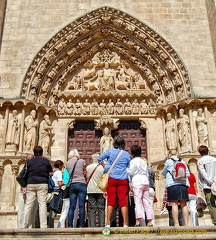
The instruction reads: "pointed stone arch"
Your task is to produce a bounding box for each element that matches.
[21,6,193,116]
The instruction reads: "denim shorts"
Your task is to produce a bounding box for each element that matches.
[167,185,189,202]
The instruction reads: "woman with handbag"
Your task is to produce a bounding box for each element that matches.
[98,135,131,228]
[66,148,87,228]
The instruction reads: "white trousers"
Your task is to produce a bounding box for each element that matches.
[23,184,48,228]
[57,198,70,228]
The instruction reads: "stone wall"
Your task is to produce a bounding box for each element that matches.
[206,0,216,68]
[0,0,216,98]
[0,0,6,49]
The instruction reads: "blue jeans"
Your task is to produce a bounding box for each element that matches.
[68,182,87,227]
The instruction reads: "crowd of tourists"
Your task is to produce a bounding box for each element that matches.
[17,139,216,228]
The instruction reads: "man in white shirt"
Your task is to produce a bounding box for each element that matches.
[197,145,216,225]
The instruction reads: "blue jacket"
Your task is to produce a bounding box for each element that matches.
[98,148,131,180]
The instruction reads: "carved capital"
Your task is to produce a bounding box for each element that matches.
[11,165,19,176]
[155,170,160,181]
[139,118,147,130]
[0,166,4,177]
[94,116,119,130]
[67,119,76,130]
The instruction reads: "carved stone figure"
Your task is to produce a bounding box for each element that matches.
[106,99,114,115]
[31,73,42,88]
[24,110,39,152]
[99,99,107,115]
[6,110,20,147]
[115,65,130,90]
[68,75,81,90]
[82,99,91,115]
[165,113,177,150]
[124,99,132,115]
[29,88,37,101]
[149,99,156,114]
[100,62,115,90]
[196,108,208,145]
[74,99,82,115]
[38,115,53,155]
[100,127,113,154]
[177,109,191,152]
[132,99,139,115]
[140,99,148,114]
[58,98,66,116]
[115,98,123,115]
[91,99,99,115]
[65,99,74,115]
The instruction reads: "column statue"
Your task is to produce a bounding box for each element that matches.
[196,108,208,146]
[0,114,5,153]
[6,110,20,151]
[165,113,177,150]
[24,110,38,152]
[100,127,113,154]
[177,108,191,152]
[39,115,53,155]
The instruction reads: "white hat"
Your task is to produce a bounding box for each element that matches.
[211,182,216,196]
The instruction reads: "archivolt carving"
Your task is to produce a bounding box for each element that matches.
[21,7,192,116]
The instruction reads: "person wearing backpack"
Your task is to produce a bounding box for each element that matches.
[162,149,190,226]
[197,145,216,225]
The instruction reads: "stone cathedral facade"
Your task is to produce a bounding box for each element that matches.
[0,0,216,227]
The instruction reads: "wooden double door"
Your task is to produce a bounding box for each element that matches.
[68,120,147,164]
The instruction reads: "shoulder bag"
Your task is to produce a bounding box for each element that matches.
[16,163,28,188]
[97,150,123,192]
[62,159,79,199]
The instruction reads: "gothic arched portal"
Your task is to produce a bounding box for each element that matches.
[21,7,192,118]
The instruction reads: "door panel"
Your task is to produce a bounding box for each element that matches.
[112,120,147,158]
[68,121,101,164]
[68,120,147,165]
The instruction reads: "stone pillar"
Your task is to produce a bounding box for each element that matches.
[0,166,4,191]
[161,111,167,154]
[139,118,150,165]
[4,104,10,155]
[173,109,180,153]
[204,105,212,151]
[18,108,26,154]
[188,107,196,152]
[10,164,19,209]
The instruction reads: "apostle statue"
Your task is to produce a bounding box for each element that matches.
[196,108,208,146]
[39,115,53,155]
[177,108,191,152]
[24,110,38,152]
[165,113,177,150]
[6,110,20,150]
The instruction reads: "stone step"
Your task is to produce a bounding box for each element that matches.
[0,226,215,240]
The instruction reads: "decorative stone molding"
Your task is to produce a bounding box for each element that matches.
[139,118,147,130]
[67,119,76,130]
[20,7,192,115]
[94,115,119,131]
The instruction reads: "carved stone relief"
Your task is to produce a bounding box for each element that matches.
[196,108,208,146]
[20,7,192,111]
[177,109,191,152]
[55,98,158,117]
[165,113,177,151]
[5,110,21,154]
